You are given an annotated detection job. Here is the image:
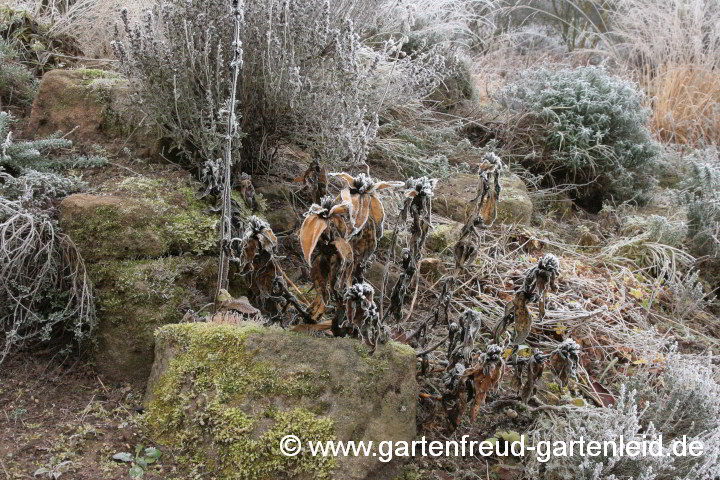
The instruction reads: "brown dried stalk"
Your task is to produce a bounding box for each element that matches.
[232,216,311,324]
[454,217,483,273]
[343,282,387,351]
[385,177,437,324]
[470,152,504,227]
[441,362,470,432]
[492,254,560,349]
[512,349,550,404]
[302,158,328,204]
[448,310,484,368]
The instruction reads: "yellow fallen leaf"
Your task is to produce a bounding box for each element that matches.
[630,288,644,299]
[517,345,532,358]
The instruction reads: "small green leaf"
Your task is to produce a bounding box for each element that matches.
[135,458,148,469]
[144,447,161,460]
[135,444,144,456]
[129,466,144,478]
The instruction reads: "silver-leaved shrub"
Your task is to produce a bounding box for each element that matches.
[497,66,658,211]
[527,351,720,480]
[113,0,464,174]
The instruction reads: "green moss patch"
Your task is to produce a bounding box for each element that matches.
[145,323,419,479]
[426,223,462,253]
[146,324,336,479]
[89,257,216,383]
[60,177,219,262]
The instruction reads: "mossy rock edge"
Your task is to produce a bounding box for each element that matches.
[26,68,158,153]
[90,256,216,383]
[145,323,419,480]
[59,177,219,262]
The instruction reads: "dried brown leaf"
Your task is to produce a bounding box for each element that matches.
[299,214,328,265]
[369,194,385,231]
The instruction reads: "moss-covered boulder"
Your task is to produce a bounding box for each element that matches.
[426,222,463,253]
[26,68,156,152]
[59,177,218,262]
[91,256,216,383]
[433,173,533,225]
[57,174,228,383]
[145,323,418,480]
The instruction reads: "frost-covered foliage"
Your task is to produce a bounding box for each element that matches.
[497,66,658,210]
[527,352,720,480]
[0,39,35,110]
[0,111,84,205]
[374,116,481,177]
[666,269,715,323]
[0,111,96,362]
[113,0,466,174]
[620,214,687,249]
[0,111,103,208]
[681,147,720,259]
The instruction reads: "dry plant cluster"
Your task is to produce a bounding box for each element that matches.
[219,152,594,433]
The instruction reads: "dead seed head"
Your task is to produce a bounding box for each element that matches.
[481,151,504,171]
[305,195,336,218]
[556,338,581,359]
[538,253,560,274]
[350,173,375,194]
[246,215,271,236]
[405,176,438,197]
[345,281,375,301]
[485,344,504,361]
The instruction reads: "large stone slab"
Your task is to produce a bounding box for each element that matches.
[59,177,218,262]
[26,68,156,153]
[145,323,419,480]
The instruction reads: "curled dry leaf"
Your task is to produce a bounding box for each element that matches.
[235,216,277,273]
[298,196,350,265]
[511,291,532,347]
[299,214,328,265]
[471,152,505,227]
[331,172,403,234]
